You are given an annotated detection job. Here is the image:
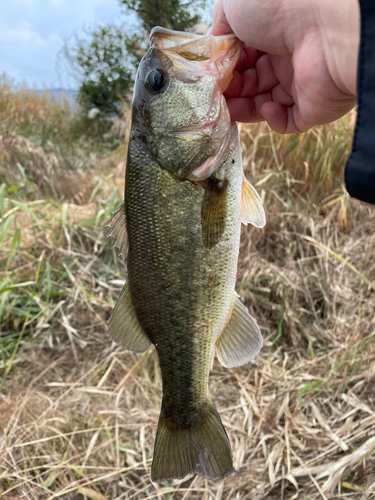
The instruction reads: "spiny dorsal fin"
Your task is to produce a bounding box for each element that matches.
[241,177,266,228]
[202,176,228,249]
[105,201,128,257]
[109,282,151,354]
[216,293,263,368]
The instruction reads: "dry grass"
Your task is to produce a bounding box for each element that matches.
[0,86,374,500]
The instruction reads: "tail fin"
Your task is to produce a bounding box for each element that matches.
[151,403,233,482]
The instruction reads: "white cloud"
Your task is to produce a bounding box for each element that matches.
[0,0,125,88]
[0,26,48,48]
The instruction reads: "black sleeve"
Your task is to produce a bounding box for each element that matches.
[345,0,375,205]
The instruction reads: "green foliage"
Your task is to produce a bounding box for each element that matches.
[73,26,134,116]
[67,0,208,116]
[120,0,207,33]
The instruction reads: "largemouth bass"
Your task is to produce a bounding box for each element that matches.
[106,27,266,482]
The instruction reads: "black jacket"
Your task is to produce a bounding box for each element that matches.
[345,0,375,204]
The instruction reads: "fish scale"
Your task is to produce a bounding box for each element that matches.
[106,27,265,482]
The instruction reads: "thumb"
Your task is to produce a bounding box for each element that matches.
[209,0,289,55]
[208,0,233,36]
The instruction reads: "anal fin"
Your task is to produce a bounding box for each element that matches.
[105,201,128,257]
[216,293,263,368]
[241,176,266,228]
[109,282,151,354]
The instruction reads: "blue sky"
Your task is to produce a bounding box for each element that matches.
[0,0,128,89]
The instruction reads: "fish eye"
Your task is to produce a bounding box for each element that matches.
[146,69,168,92]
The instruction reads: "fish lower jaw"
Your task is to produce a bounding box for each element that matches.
[186,128,231,181]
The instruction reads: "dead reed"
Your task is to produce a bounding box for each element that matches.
[0,85,374,500]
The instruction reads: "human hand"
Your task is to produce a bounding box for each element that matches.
[210,0,360,133]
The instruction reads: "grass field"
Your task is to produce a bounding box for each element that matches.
[0,82,375,500]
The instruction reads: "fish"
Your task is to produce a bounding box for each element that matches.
[106,26,266,483]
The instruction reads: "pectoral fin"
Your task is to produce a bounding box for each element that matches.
[105,202,128,257]
[216,293,263,368]
[241,177,266,228]
[109,282,151,354]
[202,176,228,249]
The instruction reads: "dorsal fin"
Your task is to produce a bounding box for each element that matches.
[241,177,266,228]
[105,202,128,257]
[216,293,263,368]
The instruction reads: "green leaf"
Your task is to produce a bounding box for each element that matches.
[16,162,26,179]
[6,184,20,194]
[90,180,104,203]
[5,227,21,271]
[44,261,52,303]
[0,215,15,243]
[0,183,5,218]
[0,281,35,294]
[68,464,84,478]
[274,299,285,345]
[43,469,61,488]
[78,216,97,227]
[10,201,39,225]
[62,203,68,227]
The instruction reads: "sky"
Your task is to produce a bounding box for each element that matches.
[0,0,130,89]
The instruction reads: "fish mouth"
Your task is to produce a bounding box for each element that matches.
[171,105,232,180]
[150,27,243,181]
[150,27,243,93]
[185,132,231,181]
[172,95,233,181]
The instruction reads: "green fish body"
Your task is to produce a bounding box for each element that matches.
[106,27,265,482]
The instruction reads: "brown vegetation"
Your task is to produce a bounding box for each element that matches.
[0,84,374,499]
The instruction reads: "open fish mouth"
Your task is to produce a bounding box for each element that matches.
[150,27,243,181]
[150,27,243,93]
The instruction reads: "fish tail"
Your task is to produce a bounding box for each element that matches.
[151,403,233,482]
